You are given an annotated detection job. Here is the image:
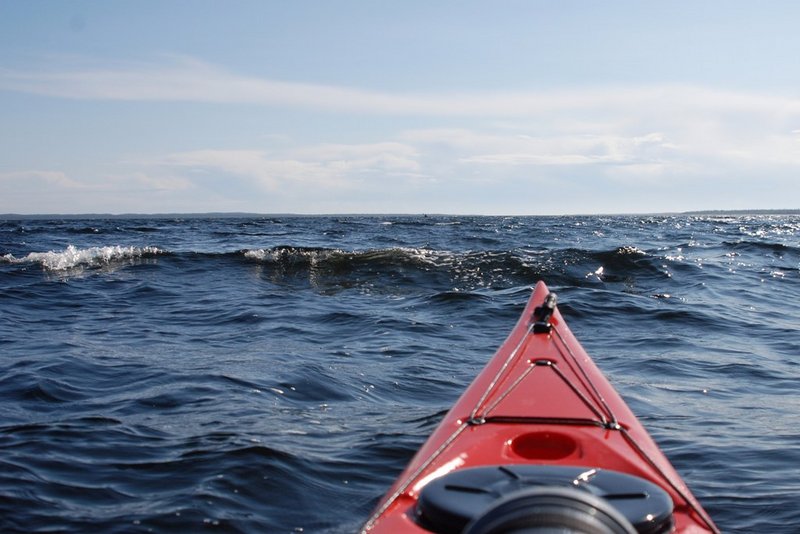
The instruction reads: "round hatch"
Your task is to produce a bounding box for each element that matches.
[416,465,674,534]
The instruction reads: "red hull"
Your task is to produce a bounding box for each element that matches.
[363,281,717,533]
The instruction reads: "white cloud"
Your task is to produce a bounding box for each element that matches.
[3,56,800,120]
[156,142,423,192]
[0,56,435,113]
[0,170,85,190]
[400,128,682,171]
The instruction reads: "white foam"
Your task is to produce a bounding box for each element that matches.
[5,245,161,271]
[243,247,334,263]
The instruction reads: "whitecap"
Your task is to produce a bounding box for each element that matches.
[7,245,162,271]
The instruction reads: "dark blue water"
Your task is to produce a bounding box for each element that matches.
[1,214,798,533]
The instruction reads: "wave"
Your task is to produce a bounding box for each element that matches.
[241,245,541,291]
[236,244,693,297]
[0,242,673,290]
[3,240,776,293]
[722,240,798,256]
[1,245,164,271]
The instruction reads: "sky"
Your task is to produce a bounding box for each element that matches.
[1,1,800,215]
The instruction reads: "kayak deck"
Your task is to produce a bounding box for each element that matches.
[363,281,717,533]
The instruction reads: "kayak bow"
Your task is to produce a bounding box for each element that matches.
[363,281,717,533]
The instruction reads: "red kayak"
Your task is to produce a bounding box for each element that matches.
[363,281,718,534]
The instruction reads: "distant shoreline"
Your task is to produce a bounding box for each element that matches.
[1,209,798,220]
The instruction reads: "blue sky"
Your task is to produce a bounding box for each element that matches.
[1,1,799,215]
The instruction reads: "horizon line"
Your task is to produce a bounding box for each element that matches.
[2,208,799,220]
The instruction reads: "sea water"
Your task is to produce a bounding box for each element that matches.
[1,214,798,533]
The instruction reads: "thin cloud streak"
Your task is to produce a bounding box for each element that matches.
[156,143,423,192]
[3,56,800,118]
[0,170,85,190]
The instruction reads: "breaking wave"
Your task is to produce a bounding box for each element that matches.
[1,245,163,271]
